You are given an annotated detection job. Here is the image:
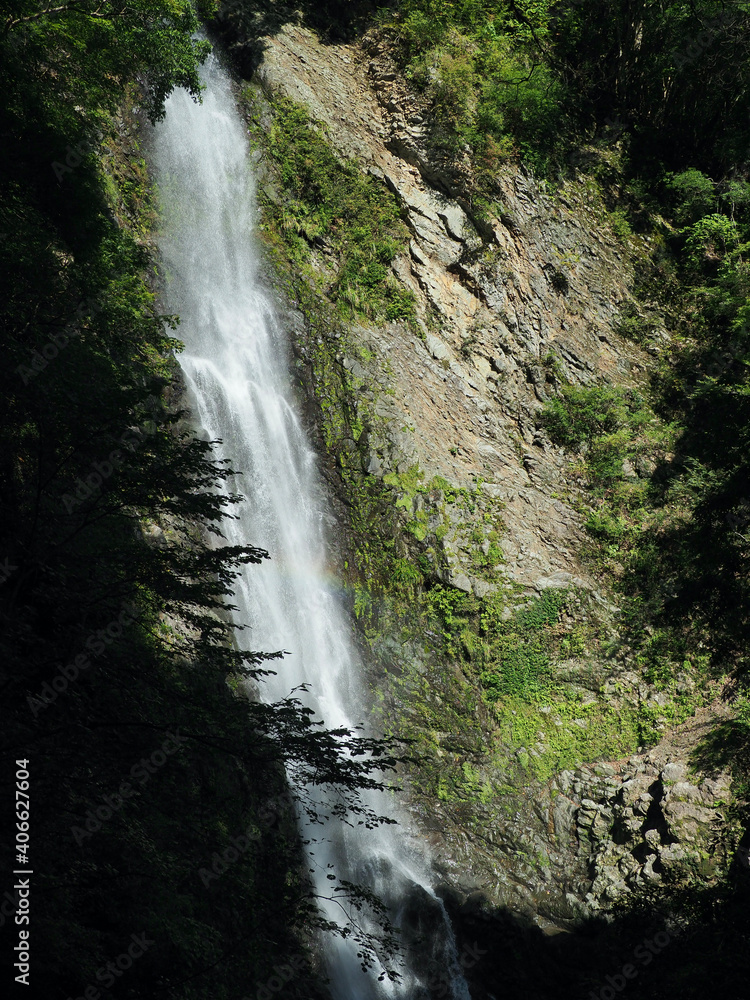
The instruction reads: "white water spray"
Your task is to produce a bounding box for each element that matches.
[152,52,471,1000]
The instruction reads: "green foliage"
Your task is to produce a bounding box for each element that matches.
[409,580,665,781]
[721,178,750,219]
[389,0,567,174]
[478,589,566,699]
[419,583,570,702]
[586,178,750,695]
[615,304,661,346]
[2,1,215,123]
[540,383,628,448]
[392,1,750,182]
[540,383,654,488]
[609,208,633,240]
[497,697,637,781]
[665,169,716,225]
[426,583,471,654]
[681,213,740,272]
[533,112,750,742]
[259,95,415,322]
[585,507,628,545]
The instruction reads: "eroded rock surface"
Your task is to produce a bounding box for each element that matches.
[249,21,650,596]
[421,706,739,929]
[552,708,737,916]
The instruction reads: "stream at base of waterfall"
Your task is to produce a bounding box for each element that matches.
[151,49,471,1000]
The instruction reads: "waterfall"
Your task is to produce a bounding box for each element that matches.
[151,51,472,1000]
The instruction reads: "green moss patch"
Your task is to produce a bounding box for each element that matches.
[245,89,415,323]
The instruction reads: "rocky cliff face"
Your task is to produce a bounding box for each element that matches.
[251,20,646,598]
[213,13,739,932]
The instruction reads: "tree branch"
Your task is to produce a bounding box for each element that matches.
[5,3,128,36]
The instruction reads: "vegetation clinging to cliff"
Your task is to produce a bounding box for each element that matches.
[257,93,415,321]
[385,0,750,175]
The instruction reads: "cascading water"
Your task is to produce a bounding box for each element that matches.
[151,50,472,1000]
